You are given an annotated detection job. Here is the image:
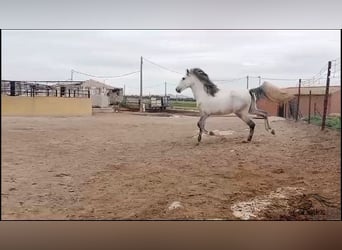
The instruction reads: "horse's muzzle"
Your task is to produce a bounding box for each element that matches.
[175,88,181,93]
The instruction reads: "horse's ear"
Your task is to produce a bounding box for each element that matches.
[186,69,190,75]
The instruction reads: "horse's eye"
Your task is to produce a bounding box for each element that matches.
[182,77,185,80]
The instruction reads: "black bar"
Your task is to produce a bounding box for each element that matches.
[321,61,332,131]
[10,81,16,96]
[296,79,301,121]
[308,90,312,124]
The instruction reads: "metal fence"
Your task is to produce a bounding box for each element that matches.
[121,95,171,111]
[1,81,90,98]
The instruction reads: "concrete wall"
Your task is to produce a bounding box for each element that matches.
[256,98,279,116]
[330,90,341,114]
[297,95,324,117]
[256,91,341,117]
[294,92,340,117]
[1,96,92,116]
[91,94,109,108]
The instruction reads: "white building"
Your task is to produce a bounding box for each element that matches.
[54,79,123,108]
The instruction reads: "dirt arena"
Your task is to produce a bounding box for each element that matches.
[1,112,341,220]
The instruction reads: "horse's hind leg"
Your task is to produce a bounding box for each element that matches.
[249,107,275,135]
[197,114,209,143]
[249,93,275,134]
[235,112,255,142]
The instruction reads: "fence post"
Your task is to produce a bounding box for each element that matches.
[74,90,76,97]
[68,89,71,97]
[308,90,312,124]
[296,79,301,121]
[139,56,143,112]
[88,89,90,98]
[10,81,16,96]
[321,61,332,131]
[55,89,58,97]
[47,89,50,97]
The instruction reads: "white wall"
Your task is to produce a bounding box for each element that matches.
[91,94,109,108]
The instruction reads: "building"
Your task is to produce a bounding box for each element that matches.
[256,85,341,118]
[53,79,123,108]
[1,80,58,97]
[1,79,124,108]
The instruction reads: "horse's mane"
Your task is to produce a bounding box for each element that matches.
[190,68,219,96]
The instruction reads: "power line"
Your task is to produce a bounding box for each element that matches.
[144,83,166,89]
[212,77,246,83]
[300,58,341,87]
[166,82,178,86]
[260,77,303,81]
[142,57,183,75]
[72,69,140,79]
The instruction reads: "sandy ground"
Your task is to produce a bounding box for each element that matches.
[1,112,341,220]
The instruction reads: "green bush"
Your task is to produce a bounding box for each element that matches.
[326,117,341,129]
[303,115,341,129]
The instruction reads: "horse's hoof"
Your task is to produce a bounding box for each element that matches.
[209,131,215,136]
[198,135,202,142]
[242,140,249,143]
[271,129,275,135]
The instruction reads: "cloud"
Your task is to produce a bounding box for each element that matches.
[2,30,340,95]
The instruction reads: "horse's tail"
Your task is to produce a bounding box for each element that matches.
[249,81,294,104]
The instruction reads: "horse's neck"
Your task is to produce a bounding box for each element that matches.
[190,81,208,101]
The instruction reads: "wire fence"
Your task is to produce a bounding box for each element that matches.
[68,57,340,131]
[3,57,339,130]
[289,59,341,130]
[64,56,340,99]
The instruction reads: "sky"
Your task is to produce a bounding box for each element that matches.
[2,30,340,97]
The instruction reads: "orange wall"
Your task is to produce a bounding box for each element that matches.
[256,98,279,116]
[256,91,340,118]
[297,95,324,117]
[330,90,341,114]
[297,92,340,117]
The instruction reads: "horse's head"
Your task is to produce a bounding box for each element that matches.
[175,69,194,93]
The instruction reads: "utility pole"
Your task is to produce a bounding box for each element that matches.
[123,84,126,97]
[71,69,74,81]
[321,61,332,131]
[165,82,167,96]
[308,90,312,124]
[246,75,249,89]
[296,79,301,121]
[258,76,261,86]
[139,56,143,112]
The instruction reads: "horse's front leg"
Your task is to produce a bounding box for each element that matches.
[197,114,209,143]
[197,119,203,143]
